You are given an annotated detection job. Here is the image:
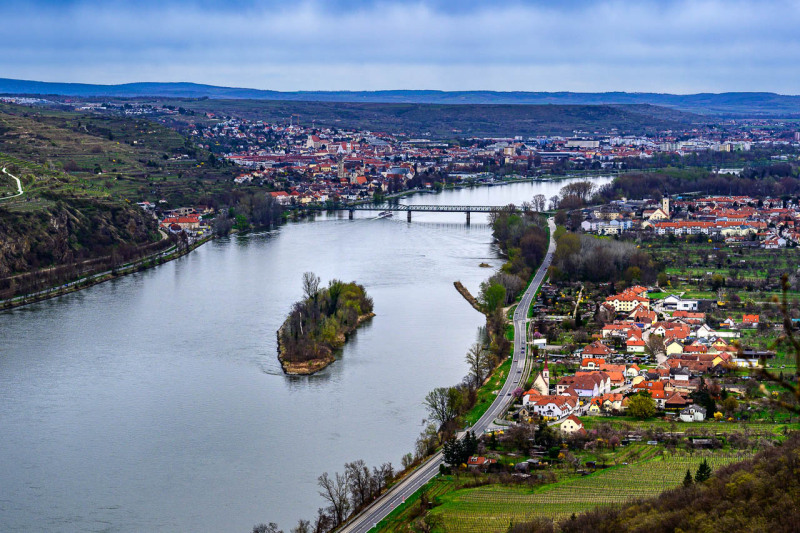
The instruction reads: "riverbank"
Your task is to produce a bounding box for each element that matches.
[277,312,375,375]
[0,235,212,311]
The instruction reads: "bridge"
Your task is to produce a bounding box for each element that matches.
[307,203,507,223]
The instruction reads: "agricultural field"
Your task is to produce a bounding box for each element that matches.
[424,451,752,532]
[645,238,800,301]
[580,416,800,435]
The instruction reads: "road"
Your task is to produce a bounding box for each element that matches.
[338,217,556,533]
[1,166,24,200]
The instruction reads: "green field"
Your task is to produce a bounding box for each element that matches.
[424,451,751,532]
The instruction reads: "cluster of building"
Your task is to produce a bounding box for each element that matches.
[513,283,770,434]
[178,115,800,208]
[582,193,800,247]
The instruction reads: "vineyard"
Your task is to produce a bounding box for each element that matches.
[580,417,800,436]
[426,450,752,533]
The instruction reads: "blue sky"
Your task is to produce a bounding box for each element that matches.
[2,0,799,93]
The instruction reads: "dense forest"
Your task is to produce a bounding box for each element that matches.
[278,273,374,373]
[486,207,549,306]
[550,232,660,285]
[596,163,800,202]
[510,432,800,533]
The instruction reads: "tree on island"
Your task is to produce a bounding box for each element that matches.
[302,271,321,300]
[279,275,374,365]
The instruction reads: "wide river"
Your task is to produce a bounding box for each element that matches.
[0,177,610,532]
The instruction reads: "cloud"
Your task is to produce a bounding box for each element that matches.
[0,0,799,93]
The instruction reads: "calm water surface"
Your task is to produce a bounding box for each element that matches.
[0,178,610,532]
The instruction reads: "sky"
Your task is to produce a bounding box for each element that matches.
[1,0,799,94]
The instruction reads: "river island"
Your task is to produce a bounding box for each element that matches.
[277,272,375,375]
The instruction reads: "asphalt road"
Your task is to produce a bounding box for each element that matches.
[338,217,557,533]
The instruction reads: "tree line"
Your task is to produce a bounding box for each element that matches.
[550,231,661,284]
[211,191,284,236]
[596,164,800,203]
[252,459,395,533]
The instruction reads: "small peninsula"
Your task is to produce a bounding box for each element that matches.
[277,272,375,375]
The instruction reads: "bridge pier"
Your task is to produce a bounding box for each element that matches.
[407,210,412,222]
[348,209,354,220]
[466,211,470,225]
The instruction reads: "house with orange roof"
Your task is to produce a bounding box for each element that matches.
[629,305,657,325]
[605,290,649,313]
[583,339,614,357]
[626,333,646,353]
[580,351,609,369]
[560,415,585,435]
[742,314,760,327]
[526,395,579,418]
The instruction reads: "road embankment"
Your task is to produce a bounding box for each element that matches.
[0,235,212,311]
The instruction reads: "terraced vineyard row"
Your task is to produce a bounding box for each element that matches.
[430,451,752,532]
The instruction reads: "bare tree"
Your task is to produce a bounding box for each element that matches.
[253,523,283,533]
[560,181,596,203]
[312,508,332,533]
[423,387,461,427]
[317,471,351,527]
[371,462,393,496]
[465,342,492,387]
[645,334,665,357]
[291,519,311,533]
[532,193,547,212]
[302,271,321,300]
[345,459,373,510]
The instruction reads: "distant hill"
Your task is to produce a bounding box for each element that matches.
[1,78,799,117]
[157,98,697,137]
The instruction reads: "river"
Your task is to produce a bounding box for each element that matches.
[0,177,611,532]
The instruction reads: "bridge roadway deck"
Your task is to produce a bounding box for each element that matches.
[310,204,504,213]
[337,217,557,533]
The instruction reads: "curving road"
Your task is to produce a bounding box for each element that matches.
[0,166,24,200]
[338,217,557,533]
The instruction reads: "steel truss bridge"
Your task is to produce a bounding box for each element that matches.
[306,203,507,222]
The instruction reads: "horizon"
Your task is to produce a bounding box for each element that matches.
[2,1,799,94]
[3,77,800,98]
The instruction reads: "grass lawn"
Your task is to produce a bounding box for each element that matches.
[464,357,512,426]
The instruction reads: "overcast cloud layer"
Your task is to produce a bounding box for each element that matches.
[1,0,798,93]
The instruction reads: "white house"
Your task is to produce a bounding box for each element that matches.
[679,405,707,422]
[527,396,578,418]
[560,415,585,435]
[677,299,699,311]
[662,295,681,309]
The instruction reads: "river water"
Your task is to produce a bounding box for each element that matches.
[0,177,611,532]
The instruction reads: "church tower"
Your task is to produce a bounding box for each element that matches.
[542,355,550,384]
[532,355,550,396]
[661,193,670,215]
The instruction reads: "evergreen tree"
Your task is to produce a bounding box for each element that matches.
[683,469,694,487]
[695,459,712,483]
